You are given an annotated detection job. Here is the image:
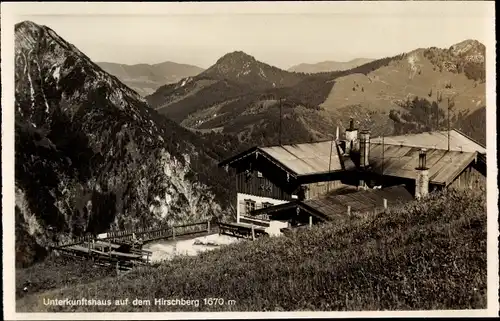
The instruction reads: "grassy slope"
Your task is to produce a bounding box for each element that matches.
[17,189,486,312]
[320,49,485,115]
[15,254,115,301]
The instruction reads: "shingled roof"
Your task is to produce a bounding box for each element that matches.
[219,130,485,184]
[370,129,485,154]
[251,185,414,222]
[219,140,344,178]
[368,144,478,186]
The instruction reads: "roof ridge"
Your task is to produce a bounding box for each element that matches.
[451,128,486,149]
[259,138,334,149]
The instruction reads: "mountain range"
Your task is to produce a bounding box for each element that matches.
[96,61,204,96]
[13,20,487,267]
[14,21,230,267]
[146,39,486,151]
[288,58,375,73]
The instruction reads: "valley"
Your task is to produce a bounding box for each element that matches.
[145,42,486,149]
[96,61,204,96]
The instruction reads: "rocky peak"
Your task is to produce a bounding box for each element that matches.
[200,50,303,89]
[422,39,486,81]
[215,50,257,65]
[14,21,227,267]
[448,39,485,63]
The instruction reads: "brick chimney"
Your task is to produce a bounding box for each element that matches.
[344,118,358,155]
[415,148,429,199]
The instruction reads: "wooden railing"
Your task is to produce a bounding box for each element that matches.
[53,220,213,249]
[239,215,270,228]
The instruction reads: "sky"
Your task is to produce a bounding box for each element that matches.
[7,2,495,70]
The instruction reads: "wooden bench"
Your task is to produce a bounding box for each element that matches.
[218,222,268,239]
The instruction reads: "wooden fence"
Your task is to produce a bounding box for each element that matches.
[239,215,271,228]
[52,220,213,249]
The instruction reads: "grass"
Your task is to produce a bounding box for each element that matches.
[15,254,115,301]
[16,189,486,312]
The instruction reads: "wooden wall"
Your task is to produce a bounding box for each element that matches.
[236,170,290,200]
[234,155,297,201]
[303,180,348,200]
[449,164,486,191]
[236,170,295,201]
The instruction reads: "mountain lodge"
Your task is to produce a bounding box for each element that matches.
[218,120,486,227]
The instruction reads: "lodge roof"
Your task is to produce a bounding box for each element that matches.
[370,129,486,154]
[218,140,344,178]
[251,185,414,222]
[218,130,485,184]
[368,144,478,186]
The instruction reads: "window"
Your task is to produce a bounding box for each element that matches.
[257,214,270,220]
[257,171,263,178]
[245,199,256,214]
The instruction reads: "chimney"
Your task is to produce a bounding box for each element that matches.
[415,148,429,199]
[359,130,371,168]
[344,118,358,155]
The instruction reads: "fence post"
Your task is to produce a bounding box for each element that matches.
[309,216,313,227]
[207,220,211,234]
[251,225,255,241]
[347,206,351,216]
[383,198,388,210]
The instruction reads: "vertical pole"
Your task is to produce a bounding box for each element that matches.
[327,136,334,193]
[251,225,255,240]
[207,220,211,234]
[436,101,439,130]
[279,98,282,145]
[309,216,313,227]
[383,198,387,210]
[381,134,385,187]
[347,206,351,216]
[447,98,451,151]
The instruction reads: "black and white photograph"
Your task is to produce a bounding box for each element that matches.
[1,1,498,318]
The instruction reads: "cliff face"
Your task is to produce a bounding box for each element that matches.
[14,21,225,267]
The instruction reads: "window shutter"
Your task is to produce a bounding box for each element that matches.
[239,200,246,215]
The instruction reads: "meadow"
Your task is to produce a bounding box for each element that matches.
[16,189,487,312]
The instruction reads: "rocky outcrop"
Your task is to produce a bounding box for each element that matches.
[14,21,226,266]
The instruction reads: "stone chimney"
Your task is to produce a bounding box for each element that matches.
[344,118,358,155]
[359,130,371,168]
[415,148,429,199]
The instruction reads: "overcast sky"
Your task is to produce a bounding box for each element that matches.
[9,2,494,69]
